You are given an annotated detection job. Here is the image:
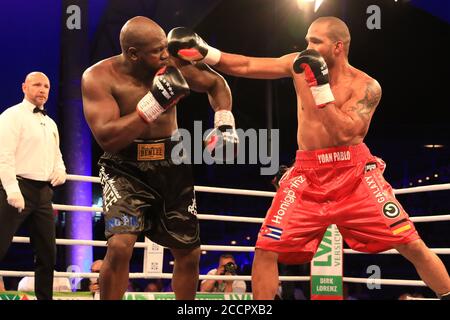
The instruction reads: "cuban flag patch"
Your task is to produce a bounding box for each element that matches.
[262,225,283,240]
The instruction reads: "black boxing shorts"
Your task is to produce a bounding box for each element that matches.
[98,135,200,249]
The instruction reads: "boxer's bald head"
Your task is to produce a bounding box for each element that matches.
[313,17,351,55]
[22,72,50,107]
[119,16,169,71]
[120,16,165,52]
[306,17,351,67]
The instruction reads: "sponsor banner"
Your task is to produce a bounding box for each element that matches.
[90,292,253,300]
[0,291,93,300]
[310,224,343,300]
[1,291,252,301]
[122,292,253,300]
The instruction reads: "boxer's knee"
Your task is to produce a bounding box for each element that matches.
[254,248,278,265]
[106,235,135,264]
[171,247,200,270]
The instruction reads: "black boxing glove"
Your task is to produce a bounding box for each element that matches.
[204,110,239,161]
[167,27,221,65]
[137,66,190,123]
[293,49,335,108]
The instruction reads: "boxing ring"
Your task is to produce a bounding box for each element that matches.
[1,173,450,299]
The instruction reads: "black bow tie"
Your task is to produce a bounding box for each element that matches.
[33,107,47,116]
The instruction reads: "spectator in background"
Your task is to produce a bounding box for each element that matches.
[144,279,164,292]
[78,259,103,292]
[88,259,103,292]
[0,275,5,292]
[200,253,246,293]
[18,276,71,292]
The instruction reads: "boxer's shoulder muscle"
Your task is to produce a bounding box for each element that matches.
[82,56,117,92]
[342,68,382,124]
[352,67,381,94]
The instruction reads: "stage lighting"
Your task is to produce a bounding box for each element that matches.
[296,0,325,13]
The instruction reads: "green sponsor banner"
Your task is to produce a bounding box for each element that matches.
[122,292,253,300]
[0,291,253,300]
[310,224,343,300]
[0,291,93,300]
[0,293,26,300]
[311,275,343,296]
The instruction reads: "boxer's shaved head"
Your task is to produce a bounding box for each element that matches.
[311,17,351,56]
[120,16,166,53]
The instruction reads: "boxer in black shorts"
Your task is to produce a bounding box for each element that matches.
[82,16,237,300]
[99,137,199,249]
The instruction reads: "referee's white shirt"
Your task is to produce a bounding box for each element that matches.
[0,99,66,195]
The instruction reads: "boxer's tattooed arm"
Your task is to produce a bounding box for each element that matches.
[347,80,381,122]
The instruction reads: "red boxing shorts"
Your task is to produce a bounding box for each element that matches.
[256,143,420,264]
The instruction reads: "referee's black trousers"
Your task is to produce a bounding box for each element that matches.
[0,177,56,300]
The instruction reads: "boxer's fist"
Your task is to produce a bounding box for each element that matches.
[293,49,329,86]
[167,27,221,65]
[7,191,25,213]
[205,110,239,161]
[137,66,190,123]
[293,49,335,108]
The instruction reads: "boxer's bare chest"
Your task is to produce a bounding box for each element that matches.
[111,76,153,116]
[107,71,177,138]
[330,82,353,110]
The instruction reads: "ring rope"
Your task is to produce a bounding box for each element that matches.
[0,269,428,287]
[3,173,446,293]
[11,236,450,255]
[52,204,450,224]
[66,174,450,196]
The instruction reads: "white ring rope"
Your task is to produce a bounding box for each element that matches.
[3,174,449,293]
[11,237,450,255]
[66,174,450,196]
[52,204,450,224]
[0,270,307,282]
[0,269,428,287]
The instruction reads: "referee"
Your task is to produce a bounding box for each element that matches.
[0,72,66,300]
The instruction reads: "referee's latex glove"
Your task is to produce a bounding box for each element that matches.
[7,192,25,213]
[50,169,66,186]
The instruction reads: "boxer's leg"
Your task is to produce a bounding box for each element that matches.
[395,239,450,297]
[100,233,137,300]
[252,248,279,300]
[170,246,201,300]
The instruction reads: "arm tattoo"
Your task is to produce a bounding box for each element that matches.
[349,81,381,122]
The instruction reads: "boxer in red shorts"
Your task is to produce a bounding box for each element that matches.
[260,144,419,264]
[169,16,450,300]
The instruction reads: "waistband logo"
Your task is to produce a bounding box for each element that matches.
[317,151,351,164]
[138,143,165,161]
